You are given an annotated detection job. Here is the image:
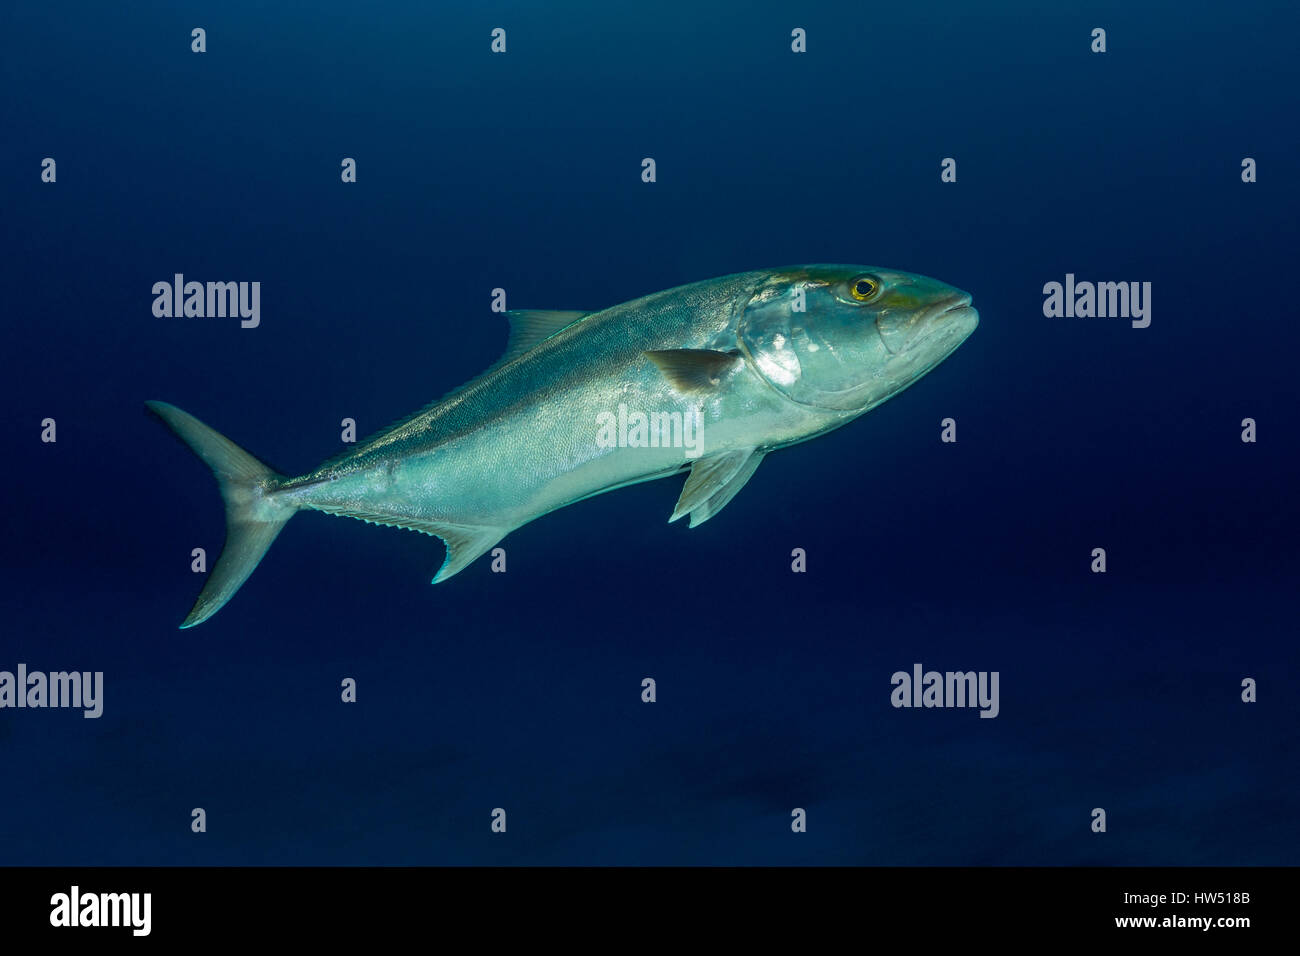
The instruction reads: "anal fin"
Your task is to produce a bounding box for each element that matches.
[311,507,504,583]
[430,522,506,582]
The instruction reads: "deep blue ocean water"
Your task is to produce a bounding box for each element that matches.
[2,1,1297,865]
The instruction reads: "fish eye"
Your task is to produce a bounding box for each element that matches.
[850,276,880,301]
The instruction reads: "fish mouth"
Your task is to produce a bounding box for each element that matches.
[879,294,978,356]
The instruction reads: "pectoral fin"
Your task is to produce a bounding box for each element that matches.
[645,349,743,392]
[671,448,766,528]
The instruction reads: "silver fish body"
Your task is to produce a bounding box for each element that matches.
[149,264,978,627]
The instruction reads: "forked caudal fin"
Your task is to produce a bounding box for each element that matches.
[146,401,295,628]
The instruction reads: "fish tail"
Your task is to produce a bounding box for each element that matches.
[146,400,296,628]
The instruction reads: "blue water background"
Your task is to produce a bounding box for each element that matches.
[1,1,1297,863]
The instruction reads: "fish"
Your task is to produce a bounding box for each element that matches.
[148,264,979,627]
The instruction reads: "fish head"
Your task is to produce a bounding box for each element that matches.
[737,265,978,412]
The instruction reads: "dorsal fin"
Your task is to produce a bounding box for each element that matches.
[315,309,594,468]
[439,308,593,400]
[449,308,590,394]
[502,310,591,363]
[430,308,593,401]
